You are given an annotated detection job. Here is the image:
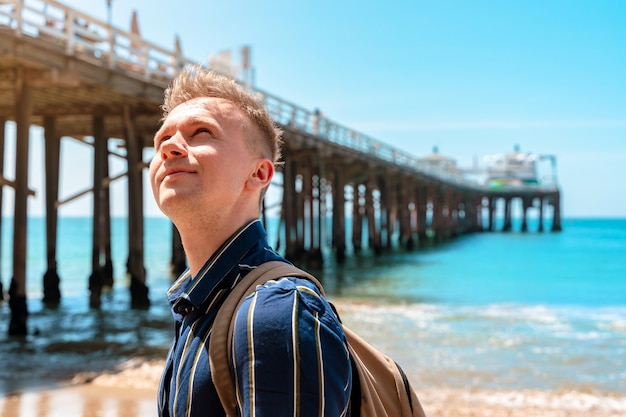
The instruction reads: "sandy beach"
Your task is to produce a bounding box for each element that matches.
[2,358,625,417]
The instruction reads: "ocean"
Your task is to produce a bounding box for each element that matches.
[1,216,625,413]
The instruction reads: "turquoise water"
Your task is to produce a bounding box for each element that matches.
[0,217,625,396]
[320,218,626,394]
[333,218,626,307]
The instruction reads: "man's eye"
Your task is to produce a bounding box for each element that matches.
[195,128,212,136]
[155,136,170,148]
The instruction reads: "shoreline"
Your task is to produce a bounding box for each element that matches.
[2,359,625,417]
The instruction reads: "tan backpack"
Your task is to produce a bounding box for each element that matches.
[209,261,427,417]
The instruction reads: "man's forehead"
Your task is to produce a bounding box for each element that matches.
[182,96,235,110]
[156,97,243,136]
[174,97,242,121]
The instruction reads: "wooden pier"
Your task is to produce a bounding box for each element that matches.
[0,0,561,335]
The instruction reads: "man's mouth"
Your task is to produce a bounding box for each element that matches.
[163,168,194,181]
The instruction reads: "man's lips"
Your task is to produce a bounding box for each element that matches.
[162,167,195,181]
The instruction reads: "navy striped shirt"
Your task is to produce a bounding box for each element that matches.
[158,220,352,417]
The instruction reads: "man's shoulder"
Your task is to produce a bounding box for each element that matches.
[237,271,339,324]
[254,274,323,299]
[240,260,323,297]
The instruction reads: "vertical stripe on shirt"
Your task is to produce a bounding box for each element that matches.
[315,309,324,417]
[291,291,300,417]
[173,327,196,417]
[187,328,211,417]
[233,317,243,413]
[247,293,258,417]
[296,284,326,417]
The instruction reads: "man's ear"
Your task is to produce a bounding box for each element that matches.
[248,158,274,190]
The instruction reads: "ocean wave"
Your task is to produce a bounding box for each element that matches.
[420,387,626,416]
[330,299,626,394]
[333,299,626,336]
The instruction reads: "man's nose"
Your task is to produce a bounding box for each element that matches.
[161,134,187,159]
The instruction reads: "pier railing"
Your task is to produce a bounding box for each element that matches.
[1,0,194,81]
[262,92,480,187]
[1,0,556,192]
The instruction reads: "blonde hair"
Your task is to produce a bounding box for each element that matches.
[161,64,283,165]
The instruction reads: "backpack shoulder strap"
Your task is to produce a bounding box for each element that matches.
[209,261,322,416]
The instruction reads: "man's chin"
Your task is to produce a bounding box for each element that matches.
[158,193,193,216]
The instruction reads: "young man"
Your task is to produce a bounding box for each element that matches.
[150,65,352,417]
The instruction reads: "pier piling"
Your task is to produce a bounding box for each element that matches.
[9,69,32,336]
[43,115,61,307]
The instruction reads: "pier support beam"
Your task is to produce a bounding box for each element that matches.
[305,157,323,267]
[398,176,412,250]
[416,185,427,246]
[89,115,109,308]
[429,186,443,244]
[465,196,474,232]
[282,151,298,261]
[383,174,396,250]
[366,170,381,255]
[331,164,346,263]
[413,183,428,246]
[123,107,149,308]
[296,159,311,261]
[502,198,512,232]
[473,195,483,232]
[296,161,306,258]
[552,191,562,232]
[171,224,186,277]
[303,161,313,255]
[443,188,453,240]
[352,184,364,254]
[102,149,114,289]
[0,118,5,301]
[379,173,395,251]
[8,71,32,336]
[489,197,496,231]
[521,197,530,232]
[538,197,544,232]
[482,197,489,231]
[317,162,328,257]
[43,116,61,307]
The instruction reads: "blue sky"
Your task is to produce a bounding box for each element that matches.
[3,0,625,218]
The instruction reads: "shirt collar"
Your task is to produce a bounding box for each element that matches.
[168,219,267,316]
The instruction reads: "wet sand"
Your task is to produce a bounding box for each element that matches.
[1,359,625,417]
[0,360,160,417]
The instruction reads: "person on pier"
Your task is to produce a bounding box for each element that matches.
[149,65,351,417]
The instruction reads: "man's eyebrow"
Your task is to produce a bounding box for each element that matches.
[154,116,216,141]
[186,115,217,127]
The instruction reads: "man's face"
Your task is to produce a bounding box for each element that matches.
[149,97,258,219]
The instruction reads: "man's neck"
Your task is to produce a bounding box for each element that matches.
[176,217,258,277]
